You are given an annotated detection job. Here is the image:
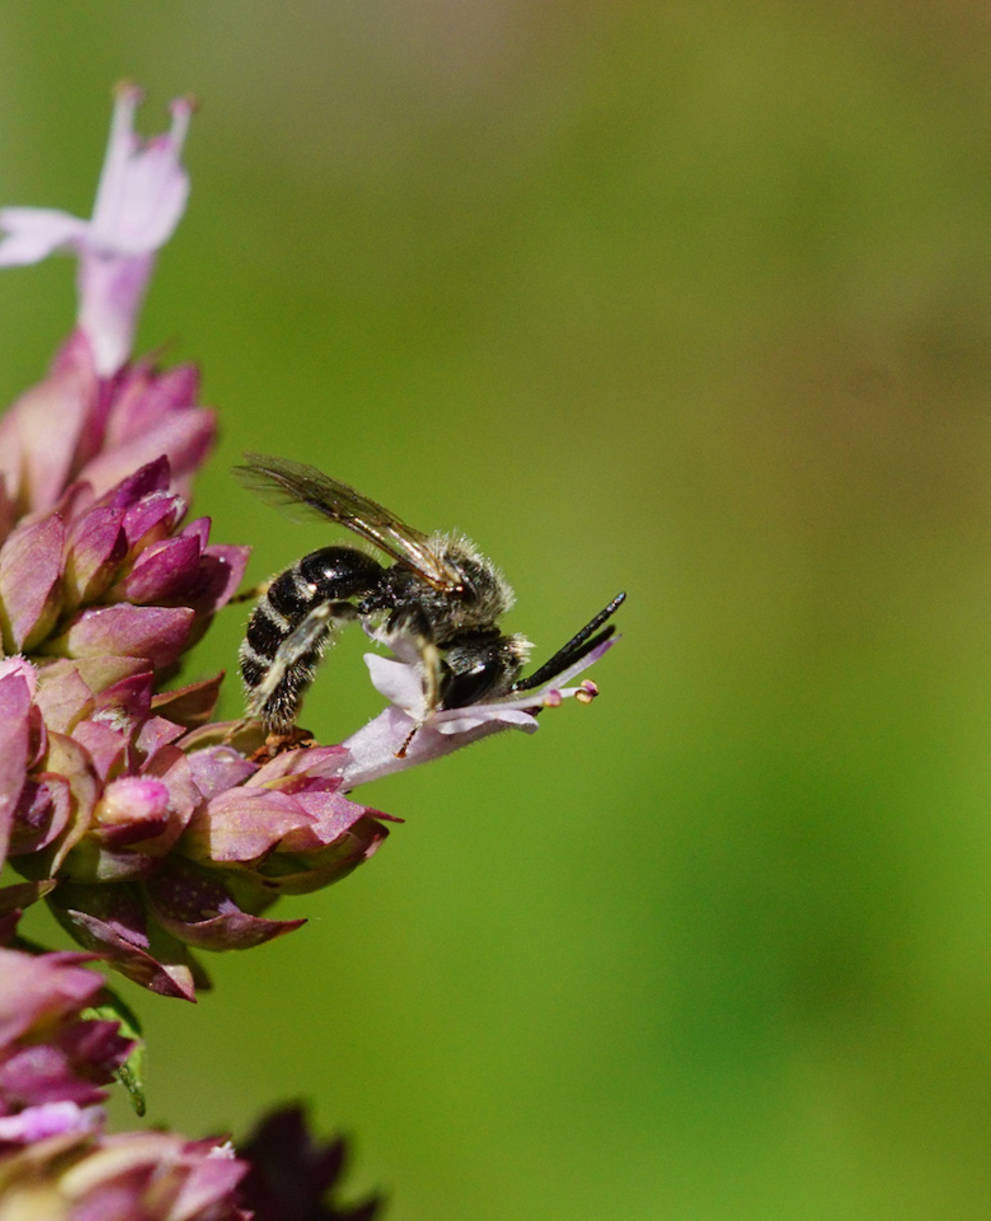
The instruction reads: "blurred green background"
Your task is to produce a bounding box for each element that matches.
[4,2,991,1217]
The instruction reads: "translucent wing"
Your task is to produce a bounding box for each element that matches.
[235,453,464,591]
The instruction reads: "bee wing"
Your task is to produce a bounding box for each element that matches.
[235,454,463,591]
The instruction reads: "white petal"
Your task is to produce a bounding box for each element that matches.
[434,707,537,734]
[363,653,426,718]
[0,207,87,265]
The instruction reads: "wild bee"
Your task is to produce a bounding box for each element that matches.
[236,454,624,748]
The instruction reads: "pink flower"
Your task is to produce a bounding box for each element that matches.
[0,651,388,999]
[0,938,132,1142]
[0,82,623,1010]
[0,926,380,1219]
[0,456,246,672]
[0,340,216,518]
[0,83,192,376]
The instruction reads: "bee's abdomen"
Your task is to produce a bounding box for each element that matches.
[239,547,384,732]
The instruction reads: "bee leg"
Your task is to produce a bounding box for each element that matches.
[247,599,359,730]
[394,638,442,759]
[230,578,272,605]
[382,607,442,758]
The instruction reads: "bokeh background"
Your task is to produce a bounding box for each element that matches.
[4,3,991,1217]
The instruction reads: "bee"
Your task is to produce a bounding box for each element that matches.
[235,454,624,750]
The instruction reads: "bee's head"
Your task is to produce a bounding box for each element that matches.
[434,534,515,626]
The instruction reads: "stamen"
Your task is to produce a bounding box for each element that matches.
[168,97,195,153]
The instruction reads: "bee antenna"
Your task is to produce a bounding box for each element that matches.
[512,591,625,693]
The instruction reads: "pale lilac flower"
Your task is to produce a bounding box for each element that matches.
[0,85,211,521]
[0,83,192,376]
[339,638,615,788]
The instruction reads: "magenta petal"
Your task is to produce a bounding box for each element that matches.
[50,888,196,1001]
[104,361,201,444]
[0,1101,98,1144]
[64,910,196,1000]
[0,359,96,515]
[51,604,194,669]
[64,505,127,606]
[278,789,381,853]
[35,657,148,732]
[0,674,33,864]
[186,745,256,800]
[0,655,38,691]
[188,789,311,863]
[10,776,72,856]
[155,361,200,407]
[137,747,200,848]
[92,669,155,728]
[73,1133,246,1221]
[111,534,202,603]
[161,908,305,953]
[146,862,305,951]
[188,543,251,613]
[0,515,65,650]
[41,733,100,873]
[39,667,153,765]
[95,777,171,846]
[121,495,184,553]
[50,329,98,386]
[0,1042,104,1108]
[0,945,102,1047]
[59,1017,133,1082]
[78,409,216,504]
[182,516,210,549]
[169,1148,249,1220]
[135,715,186,757]
[250,745,348,786]
[97,455,171,512]
[150,672,223,727]
[71,721,127,782]
[251,815,390,896]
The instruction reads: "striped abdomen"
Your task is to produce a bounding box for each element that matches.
[239,546,383,732]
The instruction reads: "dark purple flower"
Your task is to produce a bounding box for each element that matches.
[238,1105,382,1221]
